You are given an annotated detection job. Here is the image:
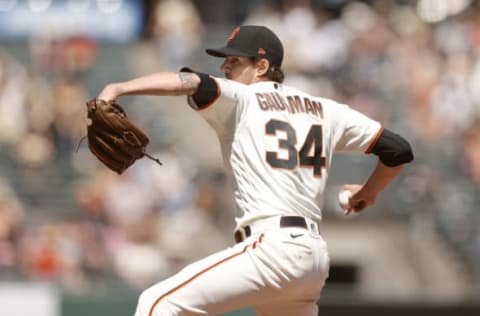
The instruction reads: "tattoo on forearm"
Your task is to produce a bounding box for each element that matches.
[179,72,197,92]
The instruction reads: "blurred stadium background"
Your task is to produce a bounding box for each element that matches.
[1,0,480,315]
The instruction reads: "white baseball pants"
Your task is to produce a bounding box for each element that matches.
[134,217,330,316]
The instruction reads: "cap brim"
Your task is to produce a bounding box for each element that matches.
[206,47,254,58]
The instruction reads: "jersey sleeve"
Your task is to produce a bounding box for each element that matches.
[333,103,383,153]
[187,76,249,137]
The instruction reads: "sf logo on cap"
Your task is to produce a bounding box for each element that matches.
[228,27,240,42]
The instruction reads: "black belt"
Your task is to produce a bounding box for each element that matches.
[234,216,309,243]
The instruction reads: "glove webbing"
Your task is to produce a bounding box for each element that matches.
[76,132,163,166]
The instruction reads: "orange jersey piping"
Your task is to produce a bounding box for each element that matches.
[196,76,221,111]
[365,126,384,154]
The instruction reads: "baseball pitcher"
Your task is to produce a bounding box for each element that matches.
[95,25,413,316]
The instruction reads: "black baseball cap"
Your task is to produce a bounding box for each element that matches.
[206,25,284,67]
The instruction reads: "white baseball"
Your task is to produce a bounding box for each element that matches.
[338,189,352,211]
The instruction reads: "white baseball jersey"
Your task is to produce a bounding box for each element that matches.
[136,77,383,316]
[189,78,383,228]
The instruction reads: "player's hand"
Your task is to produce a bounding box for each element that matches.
[341,184,376,215]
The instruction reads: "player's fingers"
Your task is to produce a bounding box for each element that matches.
[344,201,355,215]
[344,207,353,215]
[352,200,367,212]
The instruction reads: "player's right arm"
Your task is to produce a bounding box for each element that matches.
[343,128,413,214]
[332,102,413,214]
[97,72,201,101]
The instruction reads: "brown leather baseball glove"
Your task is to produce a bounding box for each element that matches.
[83,99,161,174]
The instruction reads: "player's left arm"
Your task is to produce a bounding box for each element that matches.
[97,72,202,101]
[344,129,414,214]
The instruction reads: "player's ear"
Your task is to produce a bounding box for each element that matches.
[256,58,270,77]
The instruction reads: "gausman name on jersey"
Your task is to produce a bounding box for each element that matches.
[255,92,323,118]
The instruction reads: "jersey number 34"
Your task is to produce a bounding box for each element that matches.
[265,119,326,177]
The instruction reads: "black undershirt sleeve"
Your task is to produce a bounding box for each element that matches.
[370,128,414,167]
[180,67,219,109]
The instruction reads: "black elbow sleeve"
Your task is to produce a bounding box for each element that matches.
[180,67,219,109]
[370,129,414,167]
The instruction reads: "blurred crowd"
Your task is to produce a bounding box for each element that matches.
[1,0,480,295]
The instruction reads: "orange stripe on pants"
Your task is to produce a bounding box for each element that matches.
[148,234,264,316]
